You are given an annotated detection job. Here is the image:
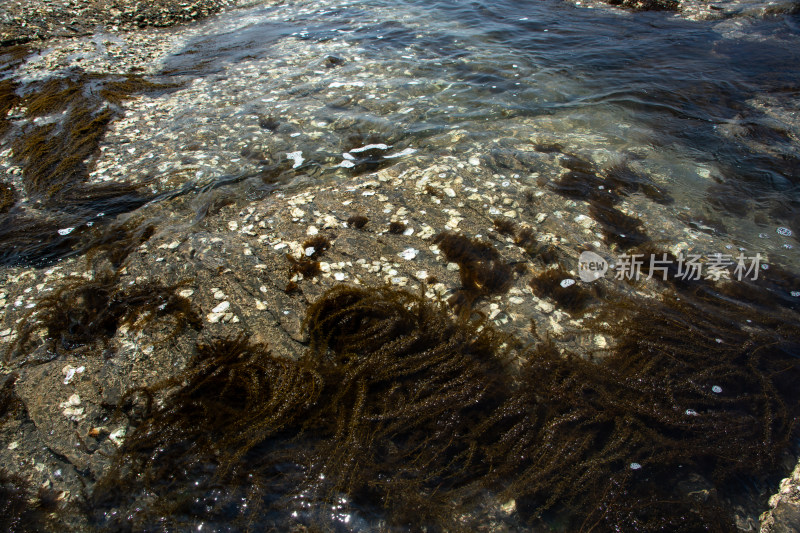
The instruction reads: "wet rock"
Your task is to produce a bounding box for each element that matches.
[0,0,265,46]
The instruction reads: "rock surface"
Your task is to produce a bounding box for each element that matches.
[0,0,264,46]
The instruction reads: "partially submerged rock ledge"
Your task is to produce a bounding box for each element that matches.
[0,0,265,47]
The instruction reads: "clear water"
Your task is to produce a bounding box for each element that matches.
[82,0,799,267]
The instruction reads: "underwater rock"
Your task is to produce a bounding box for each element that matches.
[79,278,800,531]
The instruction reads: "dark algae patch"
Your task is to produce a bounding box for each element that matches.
[90,286,511,530]
[0,70,177,267]
[0,468,60,533]
[0,78,20,139]
[346,214,369,229]
[7,272,201,362]
[589,200,651,249]
[302,234,331,259]
[529,265,597,314]
[603,161,674,205]
[13,72,171,205]
[493,216,517,236]
[287,255,322,279]
[79,282,800,531]
[434,231,516,313]
[605,0,679,10]
[0,181,15,213]
[387,220,406,234]
[0,373,25,422]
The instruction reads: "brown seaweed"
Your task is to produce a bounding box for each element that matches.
[603,162,673,205]
[302,234,331,259]
[588,201,650,249]
[528,265,596,314]
[0,181,15,213]
[387,220,406,234]
[347,214,369,229]
[605,0,679,10]
[83,221,156,269]
[0,79,20,139]
[513,226,561,265]
[0,211,87,267]
[91,286,511,530]
[0,71,171,267]
[493,217,517,236]
[8,273,201,361]
[0,468,60,533]
[551,169,613,203]
[533,142,564,153]
[0,373,25,423]
[287,254,322,279]
[86,281,800,532]
[434,231,515,313]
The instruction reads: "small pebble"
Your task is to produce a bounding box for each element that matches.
[400,248,419,260]
[212,301,230,313]
[109,428,126,447]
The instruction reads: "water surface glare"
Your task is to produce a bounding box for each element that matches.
[123,0,799,262]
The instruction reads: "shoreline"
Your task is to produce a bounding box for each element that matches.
[0,0,266,47]
[2,0,800,50]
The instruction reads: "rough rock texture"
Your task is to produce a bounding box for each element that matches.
[570,0,800,19]
[0,0,799,529]
[761,462,800,533]
[0,0,263,46]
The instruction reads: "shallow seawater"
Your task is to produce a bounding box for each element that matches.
[2,0,800,531]
[79,0,800,265]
